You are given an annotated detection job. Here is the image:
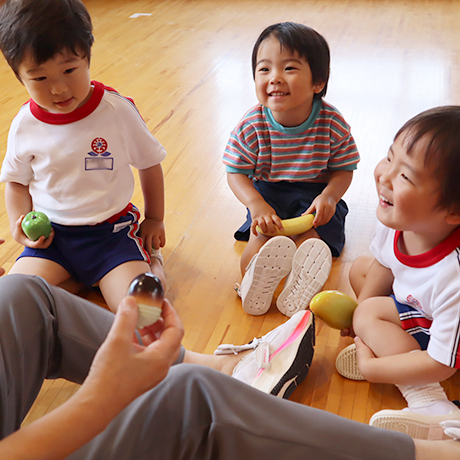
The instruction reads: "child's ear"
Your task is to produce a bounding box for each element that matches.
[445,212,460,225]
[313,82,326,95]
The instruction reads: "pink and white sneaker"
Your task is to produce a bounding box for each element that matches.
[215,310,315,399]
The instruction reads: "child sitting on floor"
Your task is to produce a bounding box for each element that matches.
[0,0,166,312]
[223,22,360,316]
[336,106,460,440]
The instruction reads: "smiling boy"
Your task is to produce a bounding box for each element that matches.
[336,106,460,439]
[223,23,360,316]
[0,0,167,312]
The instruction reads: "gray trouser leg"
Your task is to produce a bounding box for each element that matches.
[70,364,415,460]
[0,274,116,439]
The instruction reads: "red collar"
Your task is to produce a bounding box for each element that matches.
[394,227,460,267]
[29,80,104,125]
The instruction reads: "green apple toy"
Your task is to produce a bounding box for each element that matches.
[310,290,358,330]
[21,211,52,241]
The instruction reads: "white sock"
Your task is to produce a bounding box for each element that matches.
[396,383,460,416]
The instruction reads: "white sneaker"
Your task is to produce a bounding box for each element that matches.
[335,343,365,380]
[215,310,315,399]
[237,236,296,315]
[369,407,460,440]
[276,238,332,317]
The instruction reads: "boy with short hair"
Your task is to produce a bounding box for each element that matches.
[224,22,360,317]
[0,0,166,312]
[336,106,460,438]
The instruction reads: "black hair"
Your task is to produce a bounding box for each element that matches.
[396,106,460,214]
[0,0,93,81]
[251,22,330,99]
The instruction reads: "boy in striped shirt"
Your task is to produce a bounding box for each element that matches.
[223,22,359,316]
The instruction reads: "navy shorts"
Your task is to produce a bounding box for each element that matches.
[393,295,431,350]
[234,180,348,257]
[19,203,150,287]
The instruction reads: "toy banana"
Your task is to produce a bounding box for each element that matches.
[256,214,315,237]
[310,290,358,330]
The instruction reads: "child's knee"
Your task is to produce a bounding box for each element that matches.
[352,300,374,336]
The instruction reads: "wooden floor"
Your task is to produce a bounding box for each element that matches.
[0,0,459,427]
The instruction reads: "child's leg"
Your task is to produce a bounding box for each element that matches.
[8,257,71,286]
[149,256,166,288]
[240,232,270,275]
[98,260,152,312]
[353,296,421,357]
[349,254,375,297]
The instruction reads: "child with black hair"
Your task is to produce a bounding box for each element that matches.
[0,0,166,312]
[223,22,360,317]
[336,106,460,439]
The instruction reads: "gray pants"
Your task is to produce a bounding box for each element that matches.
[0,275,415,460]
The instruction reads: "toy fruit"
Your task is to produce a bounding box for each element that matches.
[256,214,315,237]
[21,211,52,241]
[127,273,164,328]
[310,290,358,330]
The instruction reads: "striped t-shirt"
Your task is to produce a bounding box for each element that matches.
[223,99,359,182]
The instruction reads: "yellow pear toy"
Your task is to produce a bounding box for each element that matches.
[256,214,315,237]
[310,290,358,330]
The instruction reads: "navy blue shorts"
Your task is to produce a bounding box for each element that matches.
[393,295,431,350]
[19,203,150,287]
[234,180,348,257]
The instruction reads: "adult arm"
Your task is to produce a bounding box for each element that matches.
[138,164,166,254]
[305,170,353,227]
[0,297,184,460]
[227,172,282,235]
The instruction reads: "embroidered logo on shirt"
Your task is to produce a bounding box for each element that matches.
[406,295,422,311]
[86,137,113,170]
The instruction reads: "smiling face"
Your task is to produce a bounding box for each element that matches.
[374,131,454,242]
[254,35,325,127]
[17,48,92,114]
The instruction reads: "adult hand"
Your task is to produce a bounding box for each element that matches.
[83,296,184,409]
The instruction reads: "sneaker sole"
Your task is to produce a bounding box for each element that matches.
[277,239,332,317]
[242,236,296,315]
[251,310,315,399]
[335,344,365,380]
[369,409,460,440]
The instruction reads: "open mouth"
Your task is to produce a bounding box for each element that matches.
[380,194,393,206]
[269,91,289,97]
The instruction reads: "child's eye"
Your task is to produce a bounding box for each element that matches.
[258,67,269,72]
[401,173,413,183]
[64,67,76,74]
[32,76,47,82]
[285,66,297,71]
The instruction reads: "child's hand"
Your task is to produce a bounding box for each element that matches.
[340,325,356,338]
[140,218,165,254]
[249,202,283,236]
[305,193,336,227]
[13,215,54,249]
[354,336,375,379]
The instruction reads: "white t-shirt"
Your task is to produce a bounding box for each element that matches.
[1,81,166,225]
[370,222,460,368]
